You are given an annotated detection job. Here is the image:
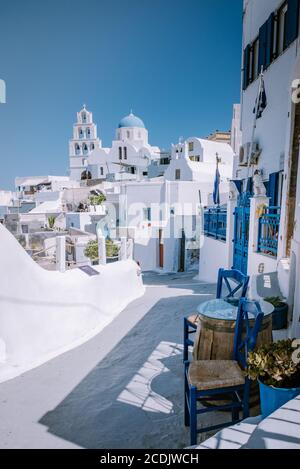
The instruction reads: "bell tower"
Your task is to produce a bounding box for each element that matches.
[69,105,101,181]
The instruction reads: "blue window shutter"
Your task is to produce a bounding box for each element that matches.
[243,45,251,90]
[258,21,268,71]
[266,13,274,67]
[286,0,300,46]
[268,172,280,206]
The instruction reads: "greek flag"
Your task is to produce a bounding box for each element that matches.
[213,165,220,206]
[253,75,267,119]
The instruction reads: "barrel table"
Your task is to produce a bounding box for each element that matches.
[192,298,274,409]
[193,299,274,361]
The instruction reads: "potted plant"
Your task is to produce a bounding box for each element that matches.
[264,296,288,330]
[84,239,119,265]
[247,339,300,419]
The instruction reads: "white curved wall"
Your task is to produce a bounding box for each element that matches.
[0,225,145,382]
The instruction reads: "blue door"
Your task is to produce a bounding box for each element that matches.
[233,205,250,275]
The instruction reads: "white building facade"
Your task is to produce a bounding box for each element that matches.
[234,0,300,336]
[69,108,161,182]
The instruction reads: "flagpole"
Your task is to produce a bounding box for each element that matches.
[246,66,264,186]
[214,153,221,208]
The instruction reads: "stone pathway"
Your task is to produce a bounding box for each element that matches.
[0,272,221,449]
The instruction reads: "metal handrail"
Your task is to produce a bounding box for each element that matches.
[258,206,281,257]
[204,207,227,241]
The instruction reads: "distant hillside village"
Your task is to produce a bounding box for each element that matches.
[0,105,238,274]
[1,0,300,342]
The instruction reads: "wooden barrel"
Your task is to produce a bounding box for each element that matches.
[193,313,273,361]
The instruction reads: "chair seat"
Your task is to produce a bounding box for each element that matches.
[187,314,200,327]
[188,360,245,391]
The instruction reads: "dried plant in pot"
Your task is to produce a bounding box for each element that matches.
[247,339,300,418]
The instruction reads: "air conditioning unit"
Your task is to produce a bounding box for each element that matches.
[239,142,261,166]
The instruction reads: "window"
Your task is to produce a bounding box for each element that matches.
[243,0,300,90]
[285,0,300,47]
[86,128,91,138]
[188,142,194,152]
[252,38,259,80]
[243,44,251,89]
[100,167,104,176]
[119,147,122,160]
[75,144,80,155]
[190,156,201,162]
[90,143,94,151]
[175,169,181,180]
[79,128,83,139]
[258,14,274,72]
[160,157,170,165]
[143,207,151,221]
[82,112,87,123]
[83,143,88,155]
[124,147,127,160]
[277,2,288,55]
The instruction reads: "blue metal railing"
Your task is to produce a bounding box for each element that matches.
[204,207,227,241]
[258,206,281,257]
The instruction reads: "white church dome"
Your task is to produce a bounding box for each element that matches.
[118,112,145,129]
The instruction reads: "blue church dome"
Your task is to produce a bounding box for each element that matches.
[118,112,145,129]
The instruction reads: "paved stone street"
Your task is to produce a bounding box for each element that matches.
[0,272,221,449]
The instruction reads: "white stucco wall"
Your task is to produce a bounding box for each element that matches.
[198,237,228,284]
[0,224,145,382]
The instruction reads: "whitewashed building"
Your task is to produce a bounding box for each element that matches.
[114,136,235,273]
[69,107,161,182]
[231,0,300,337]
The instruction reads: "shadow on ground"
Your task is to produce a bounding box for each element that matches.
[40,289,218,449]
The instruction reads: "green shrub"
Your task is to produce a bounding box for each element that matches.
[84,239,119,261]
[48,216,56,229]
[89,193,106,206]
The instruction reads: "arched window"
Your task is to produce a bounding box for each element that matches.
[82,112,87,124]
[81,170,91,180]
[75,144,80,155]
[90,143,95,151]
[86,127,91,138]
[79,128,83,139]
[83,143,88,155]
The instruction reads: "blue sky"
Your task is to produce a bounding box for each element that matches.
[0,0,243,189]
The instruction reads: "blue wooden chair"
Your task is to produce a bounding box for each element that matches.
[183,268,249,362]
[184,299,263,446]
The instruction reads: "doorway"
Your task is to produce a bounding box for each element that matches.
[286,101,300,256]
[159,229,164,269]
